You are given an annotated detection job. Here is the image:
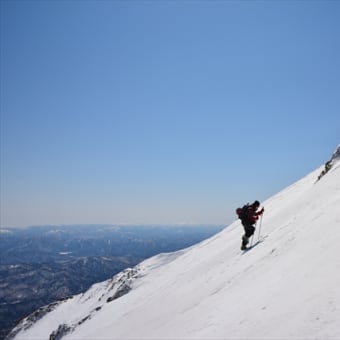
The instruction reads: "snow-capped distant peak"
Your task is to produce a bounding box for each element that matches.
[0,228,12,234]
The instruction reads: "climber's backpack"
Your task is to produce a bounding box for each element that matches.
[236,204,249,220]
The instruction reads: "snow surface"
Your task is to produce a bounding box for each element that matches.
[11,159,340,340]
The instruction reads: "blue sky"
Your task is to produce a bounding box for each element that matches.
[1,0,339,227]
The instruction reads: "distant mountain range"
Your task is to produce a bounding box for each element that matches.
[0,224,223,340]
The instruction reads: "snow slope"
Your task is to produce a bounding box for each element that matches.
[10,151,340,340]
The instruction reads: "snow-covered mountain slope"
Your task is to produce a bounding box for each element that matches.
[9,150,340,340]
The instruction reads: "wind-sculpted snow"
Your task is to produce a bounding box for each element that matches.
[9,148,340,340]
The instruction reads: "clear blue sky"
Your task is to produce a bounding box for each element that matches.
[1,0,339,227]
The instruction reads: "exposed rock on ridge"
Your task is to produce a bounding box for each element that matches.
[316,144,340,181]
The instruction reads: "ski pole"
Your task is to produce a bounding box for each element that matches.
[250,233,255,247]
[257,214,263,241]
[250,221,257,247]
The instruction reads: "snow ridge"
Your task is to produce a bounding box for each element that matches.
[316,145,340,181]
[7,250,186,340]
[7,268,141,340]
